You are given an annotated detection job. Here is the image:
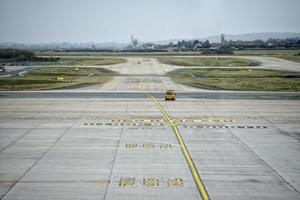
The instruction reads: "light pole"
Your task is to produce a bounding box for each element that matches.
[13,49,16,66]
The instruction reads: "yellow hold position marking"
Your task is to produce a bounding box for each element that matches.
[168,178,184,187]
[143,143,155,149]
[160,143,172,149]
[119,178,135,187]
[125,144,137,149]
[143,178,159,187]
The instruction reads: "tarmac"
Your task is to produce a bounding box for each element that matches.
[0,56,300,200]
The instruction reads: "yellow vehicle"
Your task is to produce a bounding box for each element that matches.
[165,90,176,101]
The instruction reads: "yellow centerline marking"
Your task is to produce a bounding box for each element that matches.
[149,95,210,200]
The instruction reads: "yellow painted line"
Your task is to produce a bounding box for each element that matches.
[56,76,64,80]
[89,179,110,185]
[149,95,210,200]
[174,121,183,126]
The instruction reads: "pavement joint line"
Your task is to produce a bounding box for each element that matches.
[103,102,129,200]
[0,123,40,153]
[148,94,210,200]
[174,122,182,126]
[227,128,300,194]
[0,102,48,153]
[0,120,78,199]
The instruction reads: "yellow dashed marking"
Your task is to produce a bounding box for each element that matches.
[105,144,119,148]
[143,178,159,187]
[160,144,172,149]
[183,125,267,129]
[174,121,183,126]
[87,177,187,187]
[192,118,235,123]
[168,178,184,187]
[125,144,137,149]
[88,179,110,185]
[119,178,135,187]
[124,143,174,150]
[143,143,154,149]
[84,118,236,127]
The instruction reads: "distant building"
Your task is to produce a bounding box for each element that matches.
[193,43,203,50]
[130,35,138,48]
[142,43,155,50]
[221,34,225,46]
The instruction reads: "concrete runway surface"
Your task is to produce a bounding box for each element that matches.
[0,56,300,200]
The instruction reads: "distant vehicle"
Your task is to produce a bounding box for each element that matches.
[165,90,176,101]
[0,66,6,73]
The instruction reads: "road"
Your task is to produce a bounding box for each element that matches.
[164,55,300,72]
[0,67,33,78]
[0,56,300,200]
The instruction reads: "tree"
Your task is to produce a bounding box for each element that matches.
[202,40,211,48]
[132,39,138,47]
[0,49,35,61]
[193,40,200,45]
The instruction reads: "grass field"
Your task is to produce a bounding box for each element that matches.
[234,49,300,63]
[157,57,260,67]
[168,68,300,91]
[0,67,116,90]
[34,56,126,66]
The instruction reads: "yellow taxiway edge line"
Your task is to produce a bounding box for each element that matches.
[149,95,210,200]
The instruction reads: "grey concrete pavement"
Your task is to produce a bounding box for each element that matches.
[0,97,300,199]
[1,91,300,100]
[165,55,300,72]
[0,67,33,78]
[165,99,300,200]
[97,57,197,92]
[248,56,300,72]
[1,55,300,199]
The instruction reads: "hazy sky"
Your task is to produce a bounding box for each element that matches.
[0,0,300,43]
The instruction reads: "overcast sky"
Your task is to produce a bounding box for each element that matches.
[0,0,300,43]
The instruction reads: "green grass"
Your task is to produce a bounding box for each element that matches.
[234,49,300,63]
[0,67,116,91]
[157,57,260,67]
[168,68,300,91]
[35,56,126,66]
[36,52,114,57]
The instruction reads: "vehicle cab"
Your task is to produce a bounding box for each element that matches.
[0,66,6,73]
[165,90,176,101]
